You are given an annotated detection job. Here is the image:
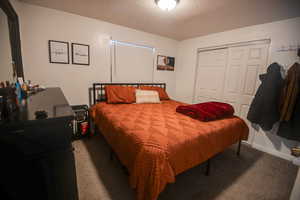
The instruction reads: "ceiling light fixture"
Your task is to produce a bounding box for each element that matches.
[155,0,179,11]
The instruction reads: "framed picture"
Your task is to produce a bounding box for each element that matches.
[157,55,175,71]
[71,43,90,65]
[48,40,69,64]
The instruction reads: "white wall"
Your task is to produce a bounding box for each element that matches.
[0,8,14,82]
[16,1,178,105]
[176,17,300,160]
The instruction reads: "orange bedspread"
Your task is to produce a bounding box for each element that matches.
[90,100,249,200]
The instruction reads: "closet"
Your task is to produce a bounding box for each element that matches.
[193,40,270,143]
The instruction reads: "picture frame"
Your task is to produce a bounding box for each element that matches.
[71,43,90,65]
[48,40,69,64]
[157,55,175,71]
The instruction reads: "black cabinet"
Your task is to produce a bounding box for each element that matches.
[0,88,78,200]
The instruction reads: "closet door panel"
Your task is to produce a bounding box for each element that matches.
[243,64,259,95]
[194,48,228,102]
[239,44,269,112]
[223,64,242,101]
[226,65,240,93]
[223,46,247,115]
[225,44,269,143]
[248,45,270,91]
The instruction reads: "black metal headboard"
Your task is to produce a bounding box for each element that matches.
[92,82,166,105]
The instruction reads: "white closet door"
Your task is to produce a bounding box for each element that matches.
[222,44,269,143]
[194,43,269,144]
[113,43,154,83]
[194,48,228,103]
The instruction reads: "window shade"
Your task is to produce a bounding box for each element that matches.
[112,41,154,82]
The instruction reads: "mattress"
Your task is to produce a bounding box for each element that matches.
[90,100,249,200]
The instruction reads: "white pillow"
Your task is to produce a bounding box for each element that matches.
[135,89,161,104]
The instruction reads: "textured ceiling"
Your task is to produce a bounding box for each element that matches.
[20,0,300,40]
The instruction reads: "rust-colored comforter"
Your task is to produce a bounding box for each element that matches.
[90,100,249,200]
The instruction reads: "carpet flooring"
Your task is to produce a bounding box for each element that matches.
[73,134,298,200]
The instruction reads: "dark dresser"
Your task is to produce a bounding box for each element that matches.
[0,87,78,200]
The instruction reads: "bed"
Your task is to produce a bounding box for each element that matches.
[90,83,249,200]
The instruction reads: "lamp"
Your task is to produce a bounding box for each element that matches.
[155,0,179,11]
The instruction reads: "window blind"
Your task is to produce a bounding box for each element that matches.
[111,40,155,82]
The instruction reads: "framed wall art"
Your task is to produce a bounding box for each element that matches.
[157,55,175,71]
[71,43,90,65]
[48,40,69,64]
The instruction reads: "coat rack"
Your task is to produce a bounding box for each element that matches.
[276,44,300,52]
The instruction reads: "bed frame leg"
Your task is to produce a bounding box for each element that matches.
[110,149,114,161]
[89,118,95,136]
[237,139,242,156]
[205,159,210,176]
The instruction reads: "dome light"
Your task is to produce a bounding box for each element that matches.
[155,0,179,11]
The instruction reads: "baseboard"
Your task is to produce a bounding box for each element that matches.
[251,143,295,161]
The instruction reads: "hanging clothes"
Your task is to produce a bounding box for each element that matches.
[277,95,300,141]
[279,62,300,121]
[247,63,284,131]
[277,62,300,141]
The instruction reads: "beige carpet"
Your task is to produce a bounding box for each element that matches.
[73,134,298,200]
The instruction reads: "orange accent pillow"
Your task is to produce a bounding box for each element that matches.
[139,86,169,100]
[105,85,136,104]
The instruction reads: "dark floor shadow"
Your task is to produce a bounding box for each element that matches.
[81,133,135,200]
[158,144,263,200]
[79,132,286,200]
